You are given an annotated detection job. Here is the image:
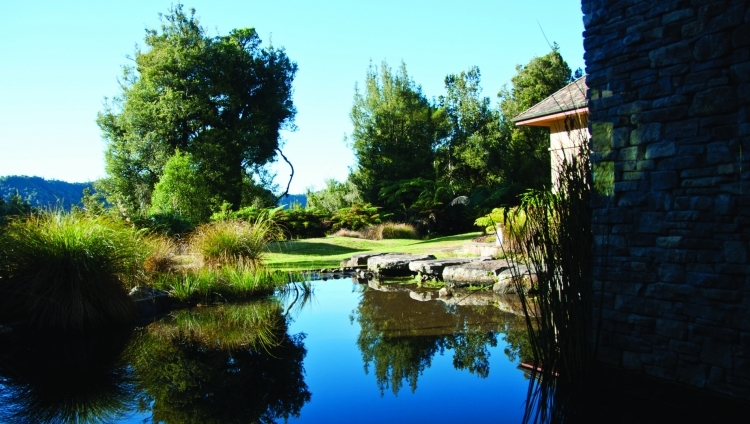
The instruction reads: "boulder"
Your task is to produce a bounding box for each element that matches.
[129,286,171,319]
[341,252,392,267]
[408,258,476,277]
[443,259,532,292]
[367,253,437,276]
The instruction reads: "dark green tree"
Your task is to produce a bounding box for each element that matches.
[496,44,573,199]
[97,5,296,217]
[348,61,445,220]
[438,66,501,195]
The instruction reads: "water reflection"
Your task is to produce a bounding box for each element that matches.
[127,299,311,423]
[351,283,531,395]
[0,326,137,423]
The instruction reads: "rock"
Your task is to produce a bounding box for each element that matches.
[341,253,391,268]
[438,287,452,298]
[367,253,436,276]
[408,258,476,277]
[129,286,171,319]
[443,259,533,293]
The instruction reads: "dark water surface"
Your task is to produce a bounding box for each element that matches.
[0,279,532,423]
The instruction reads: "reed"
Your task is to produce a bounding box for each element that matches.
[0,211,148,330]
[508,140,595,423]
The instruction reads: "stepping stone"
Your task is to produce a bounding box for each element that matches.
[408,258,476,277]
[341,252,393,267]
[367,253,437,276]
[443,259,532,291]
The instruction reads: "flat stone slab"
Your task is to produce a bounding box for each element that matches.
[368,253,437,276]
[341,252,393,267]
[443,259,532,292]
[408,258,476,276]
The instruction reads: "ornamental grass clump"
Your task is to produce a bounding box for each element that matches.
[361,222,419,240]
[189,215,282,266]
[0,211,149,330]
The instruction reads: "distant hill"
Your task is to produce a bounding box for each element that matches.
[278,193,306,209]
[0,175,94,210]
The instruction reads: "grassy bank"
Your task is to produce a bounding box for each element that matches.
[265,232,482,271]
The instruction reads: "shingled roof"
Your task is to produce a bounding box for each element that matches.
[512,76,587,124]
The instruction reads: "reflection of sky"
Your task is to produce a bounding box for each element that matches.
[285,279,528,423]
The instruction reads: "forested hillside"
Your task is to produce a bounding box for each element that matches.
[0,175,93,210]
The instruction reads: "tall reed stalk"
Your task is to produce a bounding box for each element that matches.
[509,140,594,423]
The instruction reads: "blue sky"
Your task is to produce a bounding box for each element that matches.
[0,0,585,194]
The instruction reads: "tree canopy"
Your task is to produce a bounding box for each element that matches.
[496,44,574,197]
[97,5,297,216]
[348,61,444,220]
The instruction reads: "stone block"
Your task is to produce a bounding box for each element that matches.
[700,339,733,368]
[724,241,748,263]
[658,263,686,283]
[670,339,702,355]
[677,363,709,387]
[651,171,678,190]
[689,87,738,116]
[707,141,732,164]
[622,351,643,370]
[694,32,732,61]
[636,212,666,233]
[649,41,693,67]
[645,141,676,159]
[663,8,695,24]
[656,236,683,248]
[732,23,750,48]
[665,119,698,138]
[630,123,662,145]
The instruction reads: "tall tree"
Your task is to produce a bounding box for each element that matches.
[97,5,297,216]
[438,66,501,195]
[348,61,444,218]
[496,44,573,198]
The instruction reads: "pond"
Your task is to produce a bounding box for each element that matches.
[0,278,534,423]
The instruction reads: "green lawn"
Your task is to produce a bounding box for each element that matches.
[265,232,482,271]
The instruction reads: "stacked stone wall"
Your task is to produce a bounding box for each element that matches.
[582,0,750,398]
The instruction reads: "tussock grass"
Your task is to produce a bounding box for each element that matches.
[362,222,419,240]
[143,236,179,274]
[330,228,364,238]
[189,215,282,266]
[0,211,148,330]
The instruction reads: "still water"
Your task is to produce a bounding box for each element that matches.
[0,279,533,423]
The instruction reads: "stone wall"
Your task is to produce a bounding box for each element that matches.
[582,0,750,398]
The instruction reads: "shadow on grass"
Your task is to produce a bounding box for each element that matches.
[413,232,480,245]
[269,241,363,256]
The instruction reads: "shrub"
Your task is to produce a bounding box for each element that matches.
[0,211,148,330]
[474,207,528,251]
[189,215,283,266]
[329,203,381,232]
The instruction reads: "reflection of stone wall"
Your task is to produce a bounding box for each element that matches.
[583,0,749,398]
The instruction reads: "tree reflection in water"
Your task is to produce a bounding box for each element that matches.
[127,299,311,424]
[350,285,531,395]
[0,326,138,424]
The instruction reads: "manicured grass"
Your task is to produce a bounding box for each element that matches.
[265,232,482,271]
